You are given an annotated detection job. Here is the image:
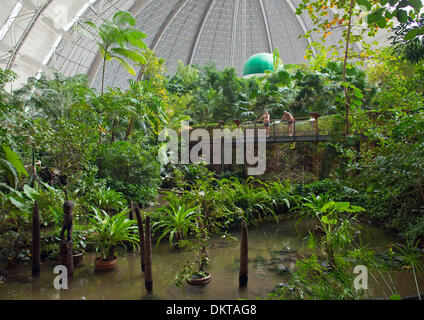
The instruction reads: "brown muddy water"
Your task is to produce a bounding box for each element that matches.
[0,218,423,300]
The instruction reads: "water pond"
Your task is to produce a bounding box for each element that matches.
[0,218,422,300]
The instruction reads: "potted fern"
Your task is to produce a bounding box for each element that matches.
[89,207,139,272]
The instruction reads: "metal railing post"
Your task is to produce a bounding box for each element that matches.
[316,116,319,136]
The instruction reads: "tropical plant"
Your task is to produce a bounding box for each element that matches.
[153,197,199,247]
[71,229,88,254]
[172,218,210,287]
[97,140,161,205]
[88,207,139,260]
[14,72,92,122]
[82,10,147,93]
[270,251,367,300]
[265,180,301,214]
[0,144,28,188]
[395,240,424,300]
[89,186,127,214]
[391,14,424,64]
[172,63,255,123]
[302,199,365,267]
[218,177,275,223]
[296,0,423,134]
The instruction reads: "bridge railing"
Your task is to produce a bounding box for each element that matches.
[241,116,329,138]
[190,114,331,141]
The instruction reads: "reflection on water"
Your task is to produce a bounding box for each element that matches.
[0,218,422,300]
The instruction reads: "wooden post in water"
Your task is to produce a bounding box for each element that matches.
[59,241,74,276]
[221,138,224,173]
[134,204,145,272]
[32,200,41,276]
[59,200,74,276]
[144,215,153,292]
[239,220,248,287]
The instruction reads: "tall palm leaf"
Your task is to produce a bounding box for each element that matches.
[83,11,147,94]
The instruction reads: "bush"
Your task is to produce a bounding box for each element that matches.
[97,140,161,206]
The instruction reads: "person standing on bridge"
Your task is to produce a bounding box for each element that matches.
[257,111,271,137]
[282,111,295,136]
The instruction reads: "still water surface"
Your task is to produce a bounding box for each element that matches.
[0,218,422,300]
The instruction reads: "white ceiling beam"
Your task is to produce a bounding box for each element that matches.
[187,0,215,66]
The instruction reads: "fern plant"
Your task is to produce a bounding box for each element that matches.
[89,207,139,260]
[153,201,199,247]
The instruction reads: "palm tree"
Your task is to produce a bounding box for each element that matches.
[83,11,148,94]
[15,72,91,122]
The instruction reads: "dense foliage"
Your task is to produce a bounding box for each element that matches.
[1,4,424,300]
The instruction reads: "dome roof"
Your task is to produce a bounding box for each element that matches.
[243,53,274,77]
[0,0,390,90]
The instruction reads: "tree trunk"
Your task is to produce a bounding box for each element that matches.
[196,216,208,272]
[144,215,153,292]
[134,204,145,272]
[111,118,117,143]
[343,0,354,136]
[239,220,248,287]
[129,201,134,220]
[101,56,106,95]
[59,200,74,275]
[32,200,41,276]
[125,116,134,141]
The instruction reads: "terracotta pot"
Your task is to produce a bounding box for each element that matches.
[94,256,118,272]
[187,272,211,285]
[73,252,84,266]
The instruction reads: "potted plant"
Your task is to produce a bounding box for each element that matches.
[89,207,139,272]
[173,216,211,286]
[152,194,199,248]
[72,230,87,266]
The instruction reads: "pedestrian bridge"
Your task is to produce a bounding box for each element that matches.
[192,114,332,143]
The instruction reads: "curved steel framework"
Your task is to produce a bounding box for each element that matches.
[0,0,389,90]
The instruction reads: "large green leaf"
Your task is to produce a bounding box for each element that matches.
[395,9,409,23]
[398,0,422,9]
[113,11,137,27]
[405,26,424,41]
[358,0,372,11]
[366,8,385,24]
[110,47,147,64]
[111,56,136,76]
[121,29,147,49]
[2,145,27,178]
[0,159,18,187]
[23,184,39,200]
